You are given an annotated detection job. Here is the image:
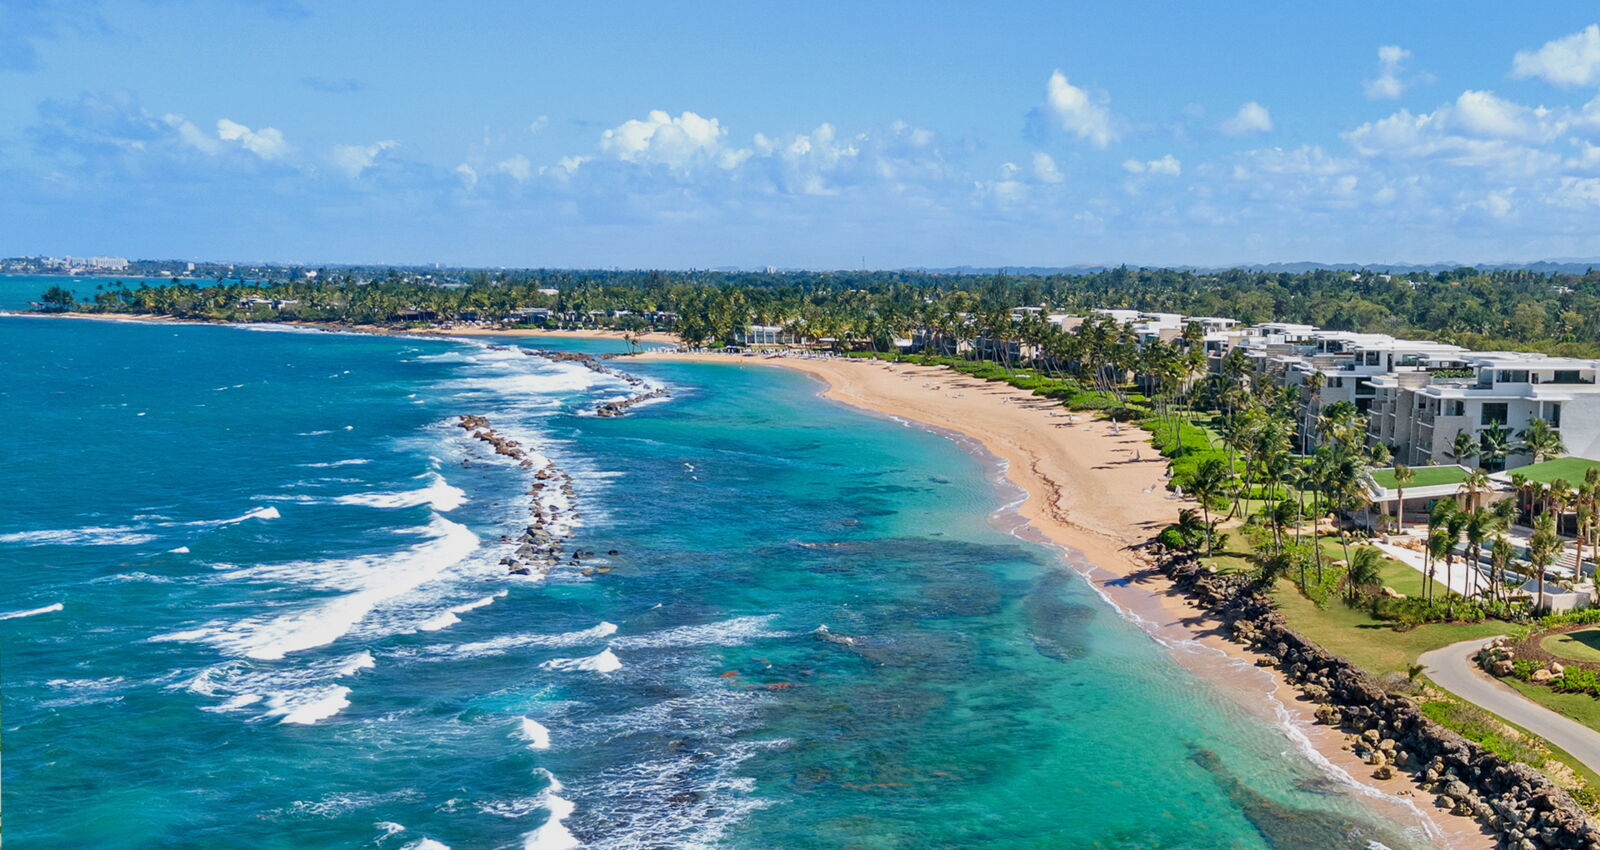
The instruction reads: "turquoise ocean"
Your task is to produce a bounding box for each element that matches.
[3,276,1444,848]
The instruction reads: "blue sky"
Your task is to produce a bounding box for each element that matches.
[6,1,1600,268]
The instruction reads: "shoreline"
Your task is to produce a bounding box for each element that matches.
[638,351,1494,849]
[6,311,679,344]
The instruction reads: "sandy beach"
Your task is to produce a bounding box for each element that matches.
[640,351,1495,849]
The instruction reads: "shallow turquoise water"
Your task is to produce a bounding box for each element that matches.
[1,317,1438,848]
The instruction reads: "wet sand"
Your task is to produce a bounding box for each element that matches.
[639,351,1495,849]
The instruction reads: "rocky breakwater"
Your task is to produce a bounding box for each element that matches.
[517,347,668,417]
[455,414,592,577]
[1156,553,1600,850]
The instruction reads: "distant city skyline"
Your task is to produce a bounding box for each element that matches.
[7,2,1600,268]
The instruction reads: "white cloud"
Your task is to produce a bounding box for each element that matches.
[1344,90,1567,172]
[331,140,397,178]
[1039,70,1117,147]
[529,115,550,135]
[1364,45,1412,100]
[494,154,533,181]
[165,114,219,155]
[1512,24,1600,87]
[1032,151,1063,183]
[599,109,736,169]
[1220,102,1273,136]
[216,118,288,160]
[1123,154,1181,176]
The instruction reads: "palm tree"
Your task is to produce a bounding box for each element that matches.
[1520,417,1567,465]
[1428,525,1455,608]
[1447,429,1479,467]
[1392,463,1415,532]
[1477,422,1514,472]
[1462,468,1493,512]
[1184,458,1231,557]
[1489,535,1515,603]
[1529,512,1561,612]
[1345,546,1384,604]
[1463,508,1498,599]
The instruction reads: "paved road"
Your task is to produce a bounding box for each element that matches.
[1419,637,1600,775]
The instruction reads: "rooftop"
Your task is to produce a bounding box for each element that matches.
[1370,465,1470,490]
[1493,457,1600,486]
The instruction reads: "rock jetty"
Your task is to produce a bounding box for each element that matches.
[519,347,668,417]
[1155,551,1600,849]
[455,414,585,577]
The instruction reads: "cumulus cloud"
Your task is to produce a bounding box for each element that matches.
[1122,154,1181,176]
[1219,102,1273,136]
[1512,24,1600,87]
[1036,70,1118,147]
[217,118,289,159]
[1032,151,1063,183]
[1364,45,1412,99]
[599,109,738,169]
[1344,90,1568,175]
[332,140,397,177]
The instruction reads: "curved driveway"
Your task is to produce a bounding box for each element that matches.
[1418,636,1600,775]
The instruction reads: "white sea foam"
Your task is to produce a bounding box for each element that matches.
[517,717,552,750]
[402,839,452,850]
[184,506,281,526]
[539,647,621,673]
[523,770,579,850]
[0,602,64,620]
[334,472,467,511]
[417,591,507,632]
[184,650,373,724]
[0,526,157,546]
[271,685,352,724]
[157,513,480,660]
[302,458,371,468]
[169,546,191,554]
[435,621,618,661]
[609,615,785,650]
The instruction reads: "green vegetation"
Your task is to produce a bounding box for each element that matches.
[1270,581,1505,674]
[51,265,1600,356]
[1542,628,1600,664]
[1421,699,1554,768]
[1512,457,1600,486]
[1369,465,1467,490]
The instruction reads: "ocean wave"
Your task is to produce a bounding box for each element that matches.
[0,602,64,620]
[517,717,552,750]
[401,840,451,850]
[609,615,786,650]
[180,506,281,527]
[572,740,780,849]
[334,472,467,512]
[186,650,373,724]
[301,458,371,468]
[0,526,157,546]
[417,590,507,632]
[522,769,579,850]
[539,647,622,674]
[156,513,480,660]
[428,622,618,661]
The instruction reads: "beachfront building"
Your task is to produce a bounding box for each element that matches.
[1368,354,1600,468]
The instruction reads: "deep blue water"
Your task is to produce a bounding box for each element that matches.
[1,315,1443,848]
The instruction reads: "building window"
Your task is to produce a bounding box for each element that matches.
[1446,400,1466,417]
[1481,402,1508,426]
[1550,404,1562,427]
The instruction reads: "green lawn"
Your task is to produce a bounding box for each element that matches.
[1542,628,1600,664]
[1509,457,1600,486]
[1370,465,1469,490]
[1269,582,1506,674]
